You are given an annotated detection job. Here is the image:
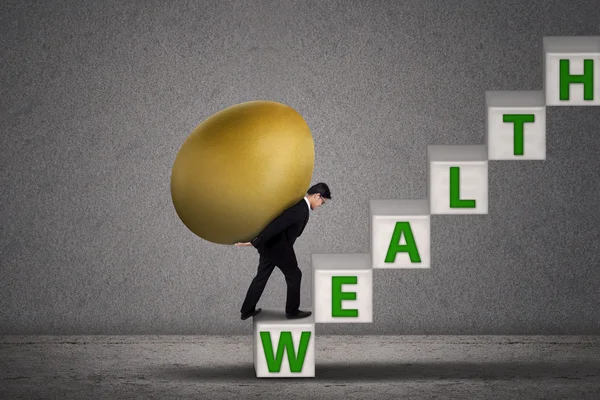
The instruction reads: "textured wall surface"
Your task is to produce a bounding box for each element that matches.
[1,0,599,335]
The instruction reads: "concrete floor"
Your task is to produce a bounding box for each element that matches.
[1,335,599,399]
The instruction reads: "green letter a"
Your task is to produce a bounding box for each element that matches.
[385,221,421,263]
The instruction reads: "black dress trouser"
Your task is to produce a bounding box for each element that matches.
[240,251,302,315]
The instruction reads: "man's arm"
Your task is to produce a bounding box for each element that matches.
[251,208,298,248]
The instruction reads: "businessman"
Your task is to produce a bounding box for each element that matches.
[235,182,331,320]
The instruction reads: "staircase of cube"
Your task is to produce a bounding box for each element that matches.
[253,36,600,378]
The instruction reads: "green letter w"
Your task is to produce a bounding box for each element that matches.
[260,331,311,372]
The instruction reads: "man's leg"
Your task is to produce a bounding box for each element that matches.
[240,254,276,315]
[276,252,302,315]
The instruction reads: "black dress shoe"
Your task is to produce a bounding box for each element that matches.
[241,308,262,320]
[285,310,312,319]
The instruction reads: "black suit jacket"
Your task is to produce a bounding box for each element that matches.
[250,198,310,262]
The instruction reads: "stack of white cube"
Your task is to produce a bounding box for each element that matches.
[253,36,600,378]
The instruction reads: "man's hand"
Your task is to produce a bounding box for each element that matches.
[235,242,253,247]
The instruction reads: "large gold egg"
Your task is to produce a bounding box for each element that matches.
[170,100,315,244]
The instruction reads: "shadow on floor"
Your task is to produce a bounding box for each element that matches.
[152,361,600,382]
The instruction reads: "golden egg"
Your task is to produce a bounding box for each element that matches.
[170,100,315,244]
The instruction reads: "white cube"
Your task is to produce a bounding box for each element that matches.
[253,309,315,378]
[428,145,488,215]
[312,253,372,323]
[370,200,430,269]
[485,91,546,160]
[544,36,600,106]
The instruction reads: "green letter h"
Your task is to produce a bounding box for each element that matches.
[560,59,594,101]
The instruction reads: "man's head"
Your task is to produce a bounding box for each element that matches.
[306,182,331,210]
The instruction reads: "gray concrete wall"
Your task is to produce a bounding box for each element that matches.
[1,0,599,335]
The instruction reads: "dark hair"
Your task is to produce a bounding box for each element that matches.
[307,182,331,200]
